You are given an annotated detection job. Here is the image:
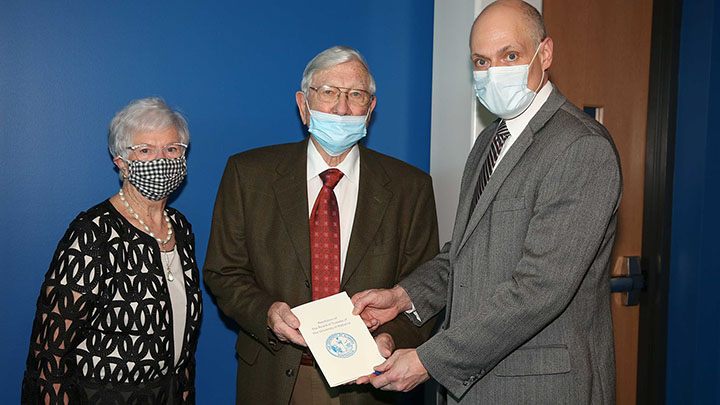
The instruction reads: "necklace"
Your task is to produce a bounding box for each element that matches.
[118,188,173,246]
[161,247,177,282]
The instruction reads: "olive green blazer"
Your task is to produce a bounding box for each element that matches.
[204,138,439,405]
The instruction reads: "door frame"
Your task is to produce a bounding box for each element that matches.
[638,0,683,403]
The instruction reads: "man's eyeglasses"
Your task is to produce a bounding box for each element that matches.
[309,85,373,107]
[127,142,187,161]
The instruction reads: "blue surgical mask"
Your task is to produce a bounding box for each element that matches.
[306,100,369,156]
[473,44,544,119]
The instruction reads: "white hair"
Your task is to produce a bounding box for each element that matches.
[300,46,376,95]
[108,97,189,160]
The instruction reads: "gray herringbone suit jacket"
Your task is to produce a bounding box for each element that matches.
[400,87,621,404]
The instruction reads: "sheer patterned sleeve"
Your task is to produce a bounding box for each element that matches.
[179,360,196,404]
[22,216,106,404]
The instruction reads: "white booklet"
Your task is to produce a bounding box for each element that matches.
[291,292,386,387]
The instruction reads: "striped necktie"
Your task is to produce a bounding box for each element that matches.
[470,120,510,213]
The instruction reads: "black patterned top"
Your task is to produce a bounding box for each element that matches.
[21,200,203,405]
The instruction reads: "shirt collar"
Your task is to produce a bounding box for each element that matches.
[505,81,554,137]
[306,139,360,184]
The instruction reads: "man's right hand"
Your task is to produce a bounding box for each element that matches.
[351,286,413,332]
[267,301,306,346]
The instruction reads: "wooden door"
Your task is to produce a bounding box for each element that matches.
[542,1,654,403]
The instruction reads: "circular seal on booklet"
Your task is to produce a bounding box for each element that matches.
[325,332,358,358]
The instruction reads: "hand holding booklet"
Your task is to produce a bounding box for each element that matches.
[291,292,386,387]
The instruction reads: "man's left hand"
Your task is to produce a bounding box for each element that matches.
[374,333,395,358]
[356,349,429,392]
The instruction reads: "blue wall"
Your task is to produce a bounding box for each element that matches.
[666,0,720,402]
[0,1,434,402]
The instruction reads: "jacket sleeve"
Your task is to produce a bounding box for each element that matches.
[374,174,441,349]
[398,240,452,327]
[178,359,196,404]
[416,135,621,398]
[398,124,497,325]
[22,217,103,404]
[203,157,277,352]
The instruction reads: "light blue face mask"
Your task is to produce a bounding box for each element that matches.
[473,44,544,119]
[306,100,369,156]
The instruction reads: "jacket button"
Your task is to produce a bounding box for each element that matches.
[286,368,294,377]
[305,280,310,288]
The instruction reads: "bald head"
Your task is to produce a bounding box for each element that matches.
[469,0,553,95]
[472,0,546,47]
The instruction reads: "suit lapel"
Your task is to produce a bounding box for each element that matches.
[450,122,498,258]
[456,129,534,254]
[455,87,567,255]
[272,139,312,282]
[341,146,392,288]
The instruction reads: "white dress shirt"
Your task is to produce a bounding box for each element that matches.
[492,81,554,171]
[306,140,360,278]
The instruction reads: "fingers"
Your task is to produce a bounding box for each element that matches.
[374,333,395,358]
[374,357,393,373]
[363,317,380,331]
[288,330,307,346]
[356,355,392,386]
[367,372,391,390]
[362,350,429,392]
[280,306,300,329]
[351,289,375,315]
[274,320,306,346]
[359,356,392,388]
[377,340,391,358]
[355,375,370,384]
[268,302,306,346]
[356,311,379,329]
[353,290,382,330]
[271,318,297,343]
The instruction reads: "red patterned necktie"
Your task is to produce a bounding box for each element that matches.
[470,120,510,213]
[310,168,344,300]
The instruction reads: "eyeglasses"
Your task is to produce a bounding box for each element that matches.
[127,142,187,161]
[309,85,373,107]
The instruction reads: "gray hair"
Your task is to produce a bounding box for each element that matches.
[300,46,376,95]
[108,97,189,160]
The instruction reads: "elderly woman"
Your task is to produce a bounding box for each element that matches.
[21,97,202,405]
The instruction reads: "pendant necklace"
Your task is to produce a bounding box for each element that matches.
[162,248,177,282]
[119,188,175,281]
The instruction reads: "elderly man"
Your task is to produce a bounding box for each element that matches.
[352,1,621,403]
[203,46,439,405]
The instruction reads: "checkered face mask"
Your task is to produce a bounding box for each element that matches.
[125,156,187,201]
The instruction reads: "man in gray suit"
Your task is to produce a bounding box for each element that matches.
[352,0,621,403]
